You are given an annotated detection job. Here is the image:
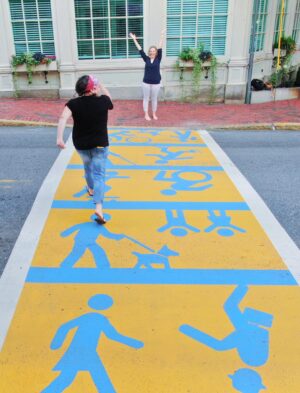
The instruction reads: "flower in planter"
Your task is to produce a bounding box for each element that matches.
[199,51,212,62]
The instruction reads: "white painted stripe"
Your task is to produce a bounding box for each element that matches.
[200,130,300,285]
[0,137,74,350]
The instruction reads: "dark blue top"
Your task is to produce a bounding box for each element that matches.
[139,49,162,85]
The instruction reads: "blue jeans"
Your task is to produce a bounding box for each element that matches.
[77,147,108,205]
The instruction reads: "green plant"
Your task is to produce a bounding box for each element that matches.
[273,35,296,56]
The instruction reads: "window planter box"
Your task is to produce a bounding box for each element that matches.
[273,49,287,57]
[13,61,58,73]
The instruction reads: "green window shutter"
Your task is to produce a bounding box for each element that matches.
[9,0,55,56]
[75,0,144,60]
[167,0,228,57]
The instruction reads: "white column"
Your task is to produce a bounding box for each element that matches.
[51,0,78,97]
[225,0,253,103]
[0,1,15,96]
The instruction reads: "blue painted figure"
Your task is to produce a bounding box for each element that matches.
[146,147,197,164]
[60,218,124,269]
[158,210,200,237]
[105,170,129,200]
[229,369,266,393]
[172,130,197,142]
[41,294,143,393]
[155,170,212,195]
[205,210,246,237]
[180,286,274,367]
[133,245,179,269]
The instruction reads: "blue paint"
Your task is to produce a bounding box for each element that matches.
[158,210,200,237]
[155,170,213,195]
[26,268,297,285]
[133,245,179,269]
[146,147,199,164]
[229,369,266,393]
[67,165,224,171]
[52,201,250,211]
[180,286,274,367]
[41,294,143,393]
[111,142,206,147]
[59,219,124,269]
[205,210,247,237]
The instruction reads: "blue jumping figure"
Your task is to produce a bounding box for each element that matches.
[60,217,124,269]
[155,170,212,195]
[146,147,197,164]
[41,294,143,393]
[133,245,179,269]
[180,285,274,367]
[229,368,266,393]
[158,210,200,237]
[205,210,246,237]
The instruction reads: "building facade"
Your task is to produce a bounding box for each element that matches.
[0,0,299,103]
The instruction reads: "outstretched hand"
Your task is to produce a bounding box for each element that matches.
[129,32,136,40]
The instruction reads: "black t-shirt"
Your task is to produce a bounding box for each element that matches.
[66,95,113,150]
[139,49,162,84]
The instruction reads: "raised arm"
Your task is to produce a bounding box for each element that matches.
[158,29,166,49]
[57,105,72,149]
[129,32,142,51]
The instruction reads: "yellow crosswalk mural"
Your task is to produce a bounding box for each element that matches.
[0,128,299,393]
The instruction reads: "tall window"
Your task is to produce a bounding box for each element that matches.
[166,0,229,57]
[252,0,268,52]
[293,0,300,43]
[9,0,55,56]
[274,0,289,44]
[75,0,143,60]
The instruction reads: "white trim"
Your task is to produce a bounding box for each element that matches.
[0,136,74,351]
[200,130,300,285]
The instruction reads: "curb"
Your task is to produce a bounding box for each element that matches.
[1,119,300,131]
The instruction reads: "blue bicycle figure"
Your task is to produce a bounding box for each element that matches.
[229,368,266,393]
[205,210,246,237]
[146,147,197,164]
[155,170,212,195]
[180,285,274,367]
[41,294,143,393]
[158,210,200,237]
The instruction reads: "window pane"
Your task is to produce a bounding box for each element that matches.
[198,0,213,14]
[42,41,55,55]
[24,0,37,19]
[167,17,180,37]
[94,19,109,39]
[128,0,143,16]
[197,36,211,50]
[9,0,24,20]
[95,40,110,58]
[26,21,40,40]
[74,0,91,18]
[110,0,126,17]
[166,38,180,56]
[128,18,143,37]
[78,40,93,59]
[213,16,227,35]
[28,42,42,53]
[40,21,54,40]
[111,18,127,38]
[76,19,92,39]
[212,36,226,54]
[182,16,196,35]
[183,0,197,14]
[15,43,27,55]
[12,22,26,41]
[111,39,127,58]
[38,0,52,19]
[129,38,143,56]
[92,0,108,17]
[198,16,212,36]
[215,0,228,13]
[182,37,195,48]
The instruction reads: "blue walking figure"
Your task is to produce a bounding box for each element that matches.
[155,170,212,195]
[205,210,246,237]
[60,217,124,269]
[133,245,179,269]
[146,147,197,164]
[180,285,273,367]
[158,210,200,237]
[229,368,266,393]
[41,294,143,393]
[172,130,197,142]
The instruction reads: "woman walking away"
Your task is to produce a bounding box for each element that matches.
[56,75,113,224]
[130,30,165,121]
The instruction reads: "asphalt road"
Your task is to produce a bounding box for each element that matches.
[0,127,299,275]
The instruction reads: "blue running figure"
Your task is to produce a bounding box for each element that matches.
[41,294,143,393]
[60,216,124,269]
[146,147,197,164]
[158,210,200,237]
[229,368,266,393]
[205,210,246,237]
[155,170,212,195]
[180,286,274,367]
[172,130,197,142]
[133,245,179,269]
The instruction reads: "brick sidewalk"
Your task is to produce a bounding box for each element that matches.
[0,97,300,129]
